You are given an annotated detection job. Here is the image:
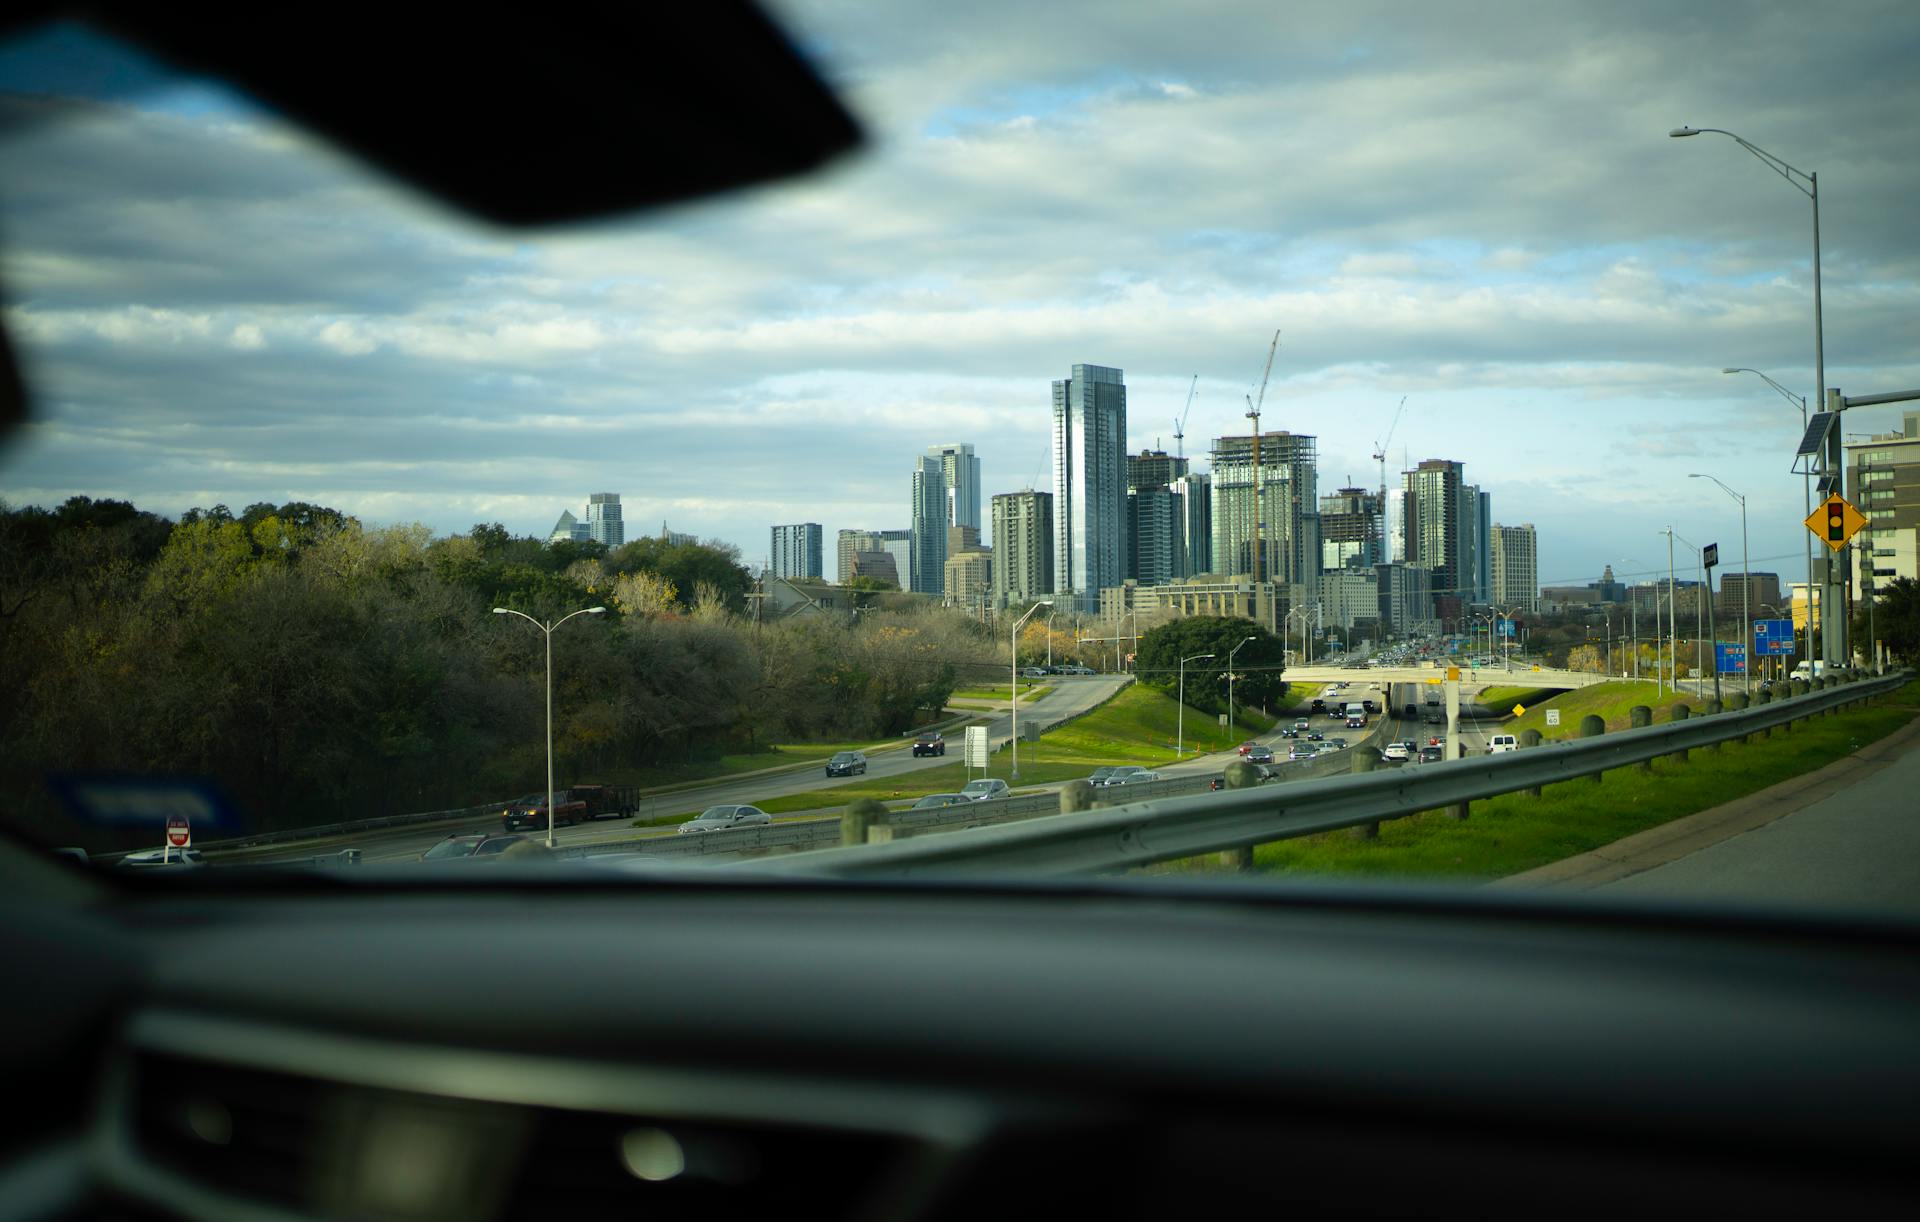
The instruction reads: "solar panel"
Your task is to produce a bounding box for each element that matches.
[1796,411,1836,456]
[1817,473,1841,498]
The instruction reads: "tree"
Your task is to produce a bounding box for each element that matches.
[1856,577,1920,663]
[1135,617,1285,716]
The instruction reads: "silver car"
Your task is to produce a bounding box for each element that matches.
[960,779,1010,801]
[678,805,773,833]
[1101,766,1150,786]
[1105,770,1160,786]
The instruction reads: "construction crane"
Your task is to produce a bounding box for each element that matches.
[1246,330,1280,590]
[1371,396,1406,561]
[1172,374,1198,460]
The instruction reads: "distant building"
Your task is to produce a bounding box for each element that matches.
[991,490,1054,609]
[1322,566,1381,630]
[584,493,625,548]
[947,524,982,556]
[1098,575,1284,637]
[1210,431,1319,618]
[657,522,698,547]
[1052,363,1129,611]
[943,549,993,614]
[1847,411,1920,597]
[837,528,912,587]
[1404,459,1465,609]
[1319,486,1385,571]
[1717,571,1783,618]
[769,523,823,581]
[548,509,589,544]
[1789,582,1822,634]
[1375,562,1433,636]
[1489,523,1539,612]
[764,576,855,620]
[1126,448,1189,587]
[910,455,948,595]
[1628,580,1705,620]
[927,443,983,535]
[848,550,901,587]
[1172,472,1211,577]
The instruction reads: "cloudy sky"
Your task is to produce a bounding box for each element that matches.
[1,0,1916,595]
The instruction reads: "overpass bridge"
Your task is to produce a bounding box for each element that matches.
[1284,663,1605,690]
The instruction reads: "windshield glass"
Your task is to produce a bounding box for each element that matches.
[422,840,478,861]
[0,4,1916,917]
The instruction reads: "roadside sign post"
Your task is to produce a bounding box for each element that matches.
[964,725,989,783]
[1546,709,1561,728]
[164,814,190,864]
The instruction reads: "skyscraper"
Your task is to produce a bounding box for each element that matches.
[548,509,589,544]
[1209,431,1319,595]
[1490,523,1539,612]
[1051,364,1129,611]
[1126,448,1189,587]
[837,528,912,587]
[581,493,624,548]
[991,490,1054,609]
[927,443,982,535]
[770,522,823,580]
[1404,459,1466,606]
[910,455,948,595]
[1172,473,1212,577]
[1458,485,1492,604]
[1319,486,1385,571]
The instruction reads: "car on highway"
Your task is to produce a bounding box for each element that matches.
[1279,727,1300,739]
[1237,740,1258,755]
[419,835,526,862]
[677,805,772,833]
[1294,718,1310,730]
[1287,745,1317,761]
[1326,737,1349,749]
[961,779,1011,801]
[911,793,971,809]
[912,731,946,757]
[1056,664,1094,675]
[1363,699,1379,714]
[1101,766,1150,786]
[1021,666,1049,678]
[1306,730,1325,742]
[1346,715,1366,729]
[825,750,868,777]
[1245,745,1275,764]
[1087,766,1118,785]
[1382,742,1411,762]
[1106,770,1160,787]
[114,847,207,869]
[1423,710,1444,725]
[1489,734,1518,754]
[1418,745,1446,764]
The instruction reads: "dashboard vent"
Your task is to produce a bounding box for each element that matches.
[126,1050,922,1221]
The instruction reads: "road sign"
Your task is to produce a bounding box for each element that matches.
[165,815,191,848]
[1804,494,1867,553]
[1702,542,1719,569]
[1545,710,1561,727]
[1512,704,1527,717]
[1753,618,1796,656]
[964,725,989,768]
[1715,642,1747,675]
[1497,619,1516,637]
[1446,666,1460,681]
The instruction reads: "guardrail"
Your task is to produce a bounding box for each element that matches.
[735,670,1906,877]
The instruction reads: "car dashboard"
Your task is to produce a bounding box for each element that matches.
[6,859,1918,1221]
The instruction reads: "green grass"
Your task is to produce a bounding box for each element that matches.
[1153,678,1919,883]
[952,684,1052,701]
[1473,684,1566,712]
[1503,680,1711,742]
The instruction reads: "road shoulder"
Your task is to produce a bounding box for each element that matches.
[1491,709,1920,892]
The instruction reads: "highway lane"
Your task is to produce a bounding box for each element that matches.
[237,674,1132,865]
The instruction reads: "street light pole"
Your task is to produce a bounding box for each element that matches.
[1010,601,1053,780]
[1725,368,1814,673]
[1225,634,1256,741]
[1673,125,1830,663]
[1690,473,1751,694]
[492,605,607,848]
[1177,652,1216,758]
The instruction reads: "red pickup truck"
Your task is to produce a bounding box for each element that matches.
[501,785,634,831]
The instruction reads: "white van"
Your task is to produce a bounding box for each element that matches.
[1488,734,1517,754]
[1789,660,1827,681]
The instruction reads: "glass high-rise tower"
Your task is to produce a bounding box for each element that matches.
[1050,364,1128,611]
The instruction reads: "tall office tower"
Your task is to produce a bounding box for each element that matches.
[1386,487,1408,563]
[927,443,983,535]
[548,509,589,544]
[910,455,948,595]
[1172,472,1212,577]
[769,522,824,580]
[1457,485,1492,604]
[943,549,993,614]
[1126,448,1189,586]
[1319,486,1385,571]
[991,490,1055,609]
[1490,523,1539,613]
[836,529,881,584]
[1404,459,1467,607]
[1051,363,1129,611]
[1209,431,1319,593]
[877,530,914,589]
[584,492,625,548]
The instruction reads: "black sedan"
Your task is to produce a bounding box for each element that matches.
[913,732,946,757]
[1245,745,1275,764]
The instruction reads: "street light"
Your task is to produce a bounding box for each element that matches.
[492,604,607,848]
[1177,652,1216,758]
[1010,601,1053,780]
[1689,473,1751,695]
[1673,125,1829,663]
[1224,634,1257,740]
[1724,366,1816,673]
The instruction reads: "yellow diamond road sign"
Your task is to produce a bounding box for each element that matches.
[1805,493,1867,553]
[1512,704,1527,717]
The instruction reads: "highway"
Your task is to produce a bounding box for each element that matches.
[230,674,1132,865]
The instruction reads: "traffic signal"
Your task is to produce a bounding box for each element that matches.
[1827,499,1845,542]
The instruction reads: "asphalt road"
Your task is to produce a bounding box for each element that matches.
[238,674,1132,865]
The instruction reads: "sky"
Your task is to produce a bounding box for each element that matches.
[1,0,1917,596]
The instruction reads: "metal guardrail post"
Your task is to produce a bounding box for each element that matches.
[1725,692,1751,742]
[1669,703,1690,762]
[1629,706,1653,771]
[844,799,887,846]
[1349,748,1382,838]
[1520,729,1544,796]
[1579,715,1606,782]
[1703,699,1723,751]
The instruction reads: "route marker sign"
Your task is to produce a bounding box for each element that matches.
[1545,709,1561,727]
[1804,493,1867,552]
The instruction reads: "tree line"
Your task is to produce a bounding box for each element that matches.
[0,498,995,846]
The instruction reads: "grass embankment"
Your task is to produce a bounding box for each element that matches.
[952,684,1052,702]
[1472,684,1565,712]
[688,685,1278,817]
[1502,680,1710,742]
[1160,678,1919,883]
